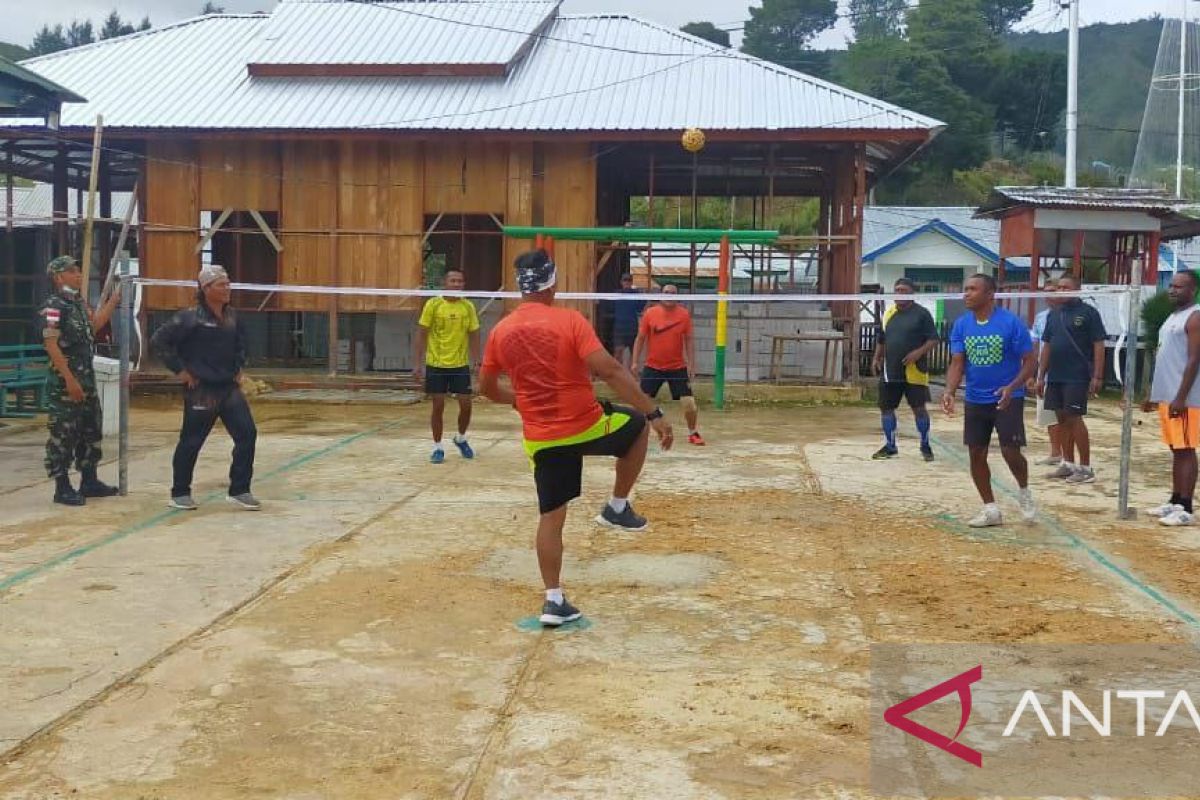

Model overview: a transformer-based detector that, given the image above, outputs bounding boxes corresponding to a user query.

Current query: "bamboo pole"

[80,116,104,302]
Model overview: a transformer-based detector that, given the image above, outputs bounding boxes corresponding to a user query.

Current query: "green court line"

[0,422,398,595]
[929,432,1200,629]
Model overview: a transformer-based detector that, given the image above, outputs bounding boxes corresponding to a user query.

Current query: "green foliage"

[628,197,820,236]
[1009,19,1163,175]
[742,0,838,66]
[986,48,1067,151]
[680,21,730,47]
[200,3,226,14]
[981,0,1034,36]
[29,25,68,56]
[1141,291,1176,353]
[66,21,95,48]
[849,0,908,41]
[100,11,141,39]
[422,251,447,289]
[30,11,151,55]
[0,41,30,61]
[906,0,997,94]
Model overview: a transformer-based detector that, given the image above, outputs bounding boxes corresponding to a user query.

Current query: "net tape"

[132,278,1135,304]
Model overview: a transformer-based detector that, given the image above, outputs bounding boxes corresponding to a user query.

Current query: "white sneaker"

[1037,455,1063,466]
[1160,508,1195,527]
[968,506,1004,528]
[1064,467,1096,485]
[1046,464,1075,479]
[1018,487,1037,522]
[1147,503,1182,518]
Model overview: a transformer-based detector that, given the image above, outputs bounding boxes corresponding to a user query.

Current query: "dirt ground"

[0,392,1196,799]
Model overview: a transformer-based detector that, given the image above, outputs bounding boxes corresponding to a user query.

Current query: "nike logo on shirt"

[652,322,683,335]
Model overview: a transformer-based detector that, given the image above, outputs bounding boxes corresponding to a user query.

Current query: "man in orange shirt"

[632,284,704,445]
[480,249,673,627]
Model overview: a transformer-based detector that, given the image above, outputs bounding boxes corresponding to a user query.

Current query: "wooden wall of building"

[139,137,598,312]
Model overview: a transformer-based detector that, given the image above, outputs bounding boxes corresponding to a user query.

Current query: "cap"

[46,255,78,275]
[515,249,556,294]
[198,264,229,288]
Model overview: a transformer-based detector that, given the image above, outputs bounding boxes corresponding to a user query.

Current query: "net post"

[714,235,730,410]
[1117,256,1143,520]
[118,251,131,496]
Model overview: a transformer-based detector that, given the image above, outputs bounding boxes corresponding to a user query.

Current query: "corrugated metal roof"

[252,0,559,67]
[10,3,942,134]
[977,186,1185,216]
[864,207,1002,257]
[1,183,137,228]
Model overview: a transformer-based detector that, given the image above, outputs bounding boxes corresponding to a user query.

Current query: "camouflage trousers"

[44,393,103,478]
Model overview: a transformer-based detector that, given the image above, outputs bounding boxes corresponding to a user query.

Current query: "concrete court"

[0,395,1197,799]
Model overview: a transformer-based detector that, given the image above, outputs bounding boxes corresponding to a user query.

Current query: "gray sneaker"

[539,597,583,627]
[227,492,262,511]
[1064,467,1096,485]
[1046,464,1075,480]
[595,503,647,531]
[169,494,198,511]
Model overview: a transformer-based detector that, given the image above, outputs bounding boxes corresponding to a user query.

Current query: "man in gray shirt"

[1142,270,1200,526]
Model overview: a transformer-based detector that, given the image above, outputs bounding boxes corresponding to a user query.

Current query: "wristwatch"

[646,406,664,422]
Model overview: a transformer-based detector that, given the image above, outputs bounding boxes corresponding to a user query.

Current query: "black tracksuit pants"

[171,384,257,497]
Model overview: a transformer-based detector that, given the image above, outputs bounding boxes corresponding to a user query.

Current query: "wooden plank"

[543,142,597,317]
[248,208,284,253]
[80,116,103,303]
[280,140,337,311]
[198,140,280,212]
[144,140,199,309]
[424,139,508,214]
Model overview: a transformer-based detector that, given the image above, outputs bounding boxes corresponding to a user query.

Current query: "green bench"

[0,344,51,418]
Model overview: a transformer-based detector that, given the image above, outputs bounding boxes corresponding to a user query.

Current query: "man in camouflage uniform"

[40,255,121,506]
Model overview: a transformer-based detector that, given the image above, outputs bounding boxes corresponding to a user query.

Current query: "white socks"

[546,587,564,604]
[608,497,628,513]
[432,440,443,452]
[454,433,468,444]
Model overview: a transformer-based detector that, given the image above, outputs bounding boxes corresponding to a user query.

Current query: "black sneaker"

[79,478,119,497]
[595,503,647,531]
[872,445,899,460]
[540,597,583,627]
[920,445,935,463]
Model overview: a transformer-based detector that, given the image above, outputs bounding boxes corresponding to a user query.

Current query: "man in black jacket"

[150,265,259,511]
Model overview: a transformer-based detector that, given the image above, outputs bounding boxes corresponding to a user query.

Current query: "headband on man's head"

[515,249,556,294]
[198,264,229,288]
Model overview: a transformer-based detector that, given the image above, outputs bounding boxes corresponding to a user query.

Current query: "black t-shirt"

[879,303,939,384]
[1042,300,1106,384]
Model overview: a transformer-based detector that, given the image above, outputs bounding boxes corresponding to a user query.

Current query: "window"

[200,210,281,309]
[422,214,503,291]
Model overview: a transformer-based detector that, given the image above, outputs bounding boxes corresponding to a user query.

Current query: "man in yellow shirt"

[414,269,481,463]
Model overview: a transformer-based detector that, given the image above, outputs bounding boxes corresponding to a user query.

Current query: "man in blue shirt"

[612,273,646,369]
[943,274,1039,527]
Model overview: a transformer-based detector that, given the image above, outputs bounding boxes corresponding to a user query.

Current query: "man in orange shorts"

[480,249,673,626]
[1142,270,1200,526]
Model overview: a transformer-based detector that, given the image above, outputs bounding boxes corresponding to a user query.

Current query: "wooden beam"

[80,116,104,302]
[247,208,284,253]
[100,179,138,304]
[194,207,234,254]
[53,145,68,254]
[4,145,13,278]
[593,247,615,278]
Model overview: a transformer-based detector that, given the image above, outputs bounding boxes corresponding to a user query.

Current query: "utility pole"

[1065,0,1080,188]
[1178,0,1189,198]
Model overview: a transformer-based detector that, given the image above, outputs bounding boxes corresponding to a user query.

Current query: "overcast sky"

[4,0,1188,51]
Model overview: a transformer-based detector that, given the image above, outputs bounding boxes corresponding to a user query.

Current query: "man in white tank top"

[1142,270,1200,526]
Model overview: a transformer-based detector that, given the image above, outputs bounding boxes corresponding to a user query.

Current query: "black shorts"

[1043,382,1089,416]
[425,365,471,396]
[530,404,647,514]
[964,398,1027,448]
[613,325,638,348]
[640,367,693,400]
[879,381,931,411]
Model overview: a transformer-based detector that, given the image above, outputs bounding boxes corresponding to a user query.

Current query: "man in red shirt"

[632,284,704,445]
[480,249,673,626]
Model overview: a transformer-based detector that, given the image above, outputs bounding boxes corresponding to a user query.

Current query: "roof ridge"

[20,14,265,66]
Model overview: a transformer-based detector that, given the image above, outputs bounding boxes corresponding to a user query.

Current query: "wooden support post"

[100,180,138,304]
[80,115,104,302]
[1147,231,1162,285]
[328,230,339,376]
[4,145,13,278]
[1073,230,1085,279]
[646,151,655,283]
[53,145,69,255]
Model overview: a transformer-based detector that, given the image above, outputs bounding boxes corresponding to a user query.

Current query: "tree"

[906,0,998,97]
[849,0,908,41]
[985,49,1067,151]
[29,25,67,56]
[66,20,95,48]
[742,0,838,66]
[100,11,138,39]
[138,17,152,31]
[200,2,226,13]
[838,37,991,176]
[680,21,731,48]
[981,0,1034,36]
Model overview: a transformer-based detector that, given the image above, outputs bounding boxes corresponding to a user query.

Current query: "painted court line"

[930,432,1200,629]
[0,422,399,595]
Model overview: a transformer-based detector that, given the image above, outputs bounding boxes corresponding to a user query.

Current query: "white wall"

[863,230,995,289]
